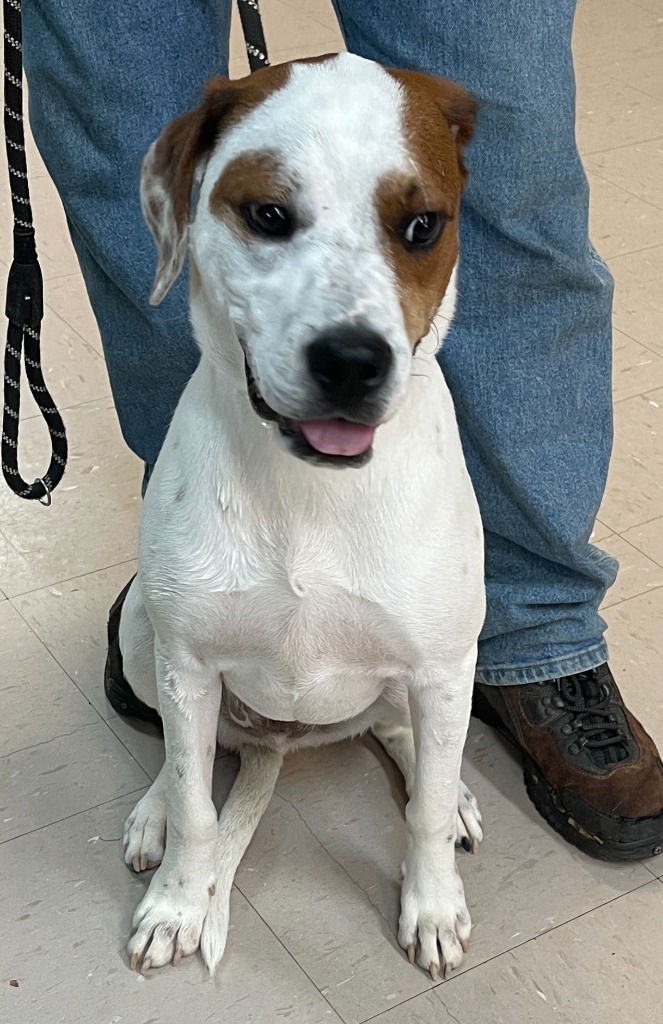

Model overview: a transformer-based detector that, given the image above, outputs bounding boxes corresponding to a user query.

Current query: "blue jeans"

[23,0,617,684]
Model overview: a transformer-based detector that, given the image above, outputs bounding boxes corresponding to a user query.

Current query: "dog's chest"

[175,513,420,725]
[204,574,417,724]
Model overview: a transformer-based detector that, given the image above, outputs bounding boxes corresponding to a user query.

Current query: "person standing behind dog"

[22,0,663,861]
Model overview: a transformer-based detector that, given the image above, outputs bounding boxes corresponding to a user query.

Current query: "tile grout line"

[588,163,663,218]
[582,133,663,159]
[603,237,663,263]
[612,532,663,571]
[0,785,148,848]
[7,555,135,600]
[2,718,103,762]
[612,324,663,369]
[233,788,424,1024]
[602,582,663,611]
[601,511,663,541]
[8,597,153,782]
[357,875,662,1024]
[232,875,347,1023]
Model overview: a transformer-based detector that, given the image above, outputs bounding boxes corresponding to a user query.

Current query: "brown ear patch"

[378,71,475,344]
[388,68,477,180]
[142,63,291,303]
[161,64,292,238]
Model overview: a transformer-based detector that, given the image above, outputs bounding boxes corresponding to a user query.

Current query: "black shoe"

[104,577,162,729]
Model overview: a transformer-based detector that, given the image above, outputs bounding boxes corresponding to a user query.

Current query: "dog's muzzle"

[242,324,394,468]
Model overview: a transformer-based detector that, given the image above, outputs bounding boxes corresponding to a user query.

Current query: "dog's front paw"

[123,790,167,873]
[398,863,471,980]
[127,864,214,972]
[456,780,483,854]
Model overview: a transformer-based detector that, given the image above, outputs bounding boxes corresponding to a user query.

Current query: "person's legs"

[334,0,616,681]
[23,0,231,468]
[334,0,663,860]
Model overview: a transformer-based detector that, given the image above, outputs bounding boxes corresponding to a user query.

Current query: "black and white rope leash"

[2,0,67,504]
[236,0,270,72]
[2,0,268,504]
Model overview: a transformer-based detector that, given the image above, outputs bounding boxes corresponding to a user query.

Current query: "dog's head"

[142,53,475,466]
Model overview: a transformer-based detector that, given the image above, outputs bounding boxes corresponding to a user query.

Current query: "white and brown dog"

[118,52,485,981]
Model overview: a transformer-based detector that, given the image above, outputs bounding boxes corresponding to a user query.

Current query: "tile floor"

[1,0,663,1021]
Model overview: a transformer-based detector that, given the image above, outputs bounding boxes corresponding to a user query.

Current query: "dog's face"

[142,54,475,466]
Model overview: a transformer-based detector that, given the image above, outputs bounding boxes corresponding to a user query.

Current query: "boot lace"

[552,669,630,767]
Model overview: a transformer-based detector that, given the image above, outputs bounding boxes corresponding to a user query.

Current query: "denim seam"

[476,640,608,686]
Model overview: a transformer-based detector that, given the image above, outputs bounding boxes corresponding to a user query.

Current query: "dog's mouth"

[243,357,375,467]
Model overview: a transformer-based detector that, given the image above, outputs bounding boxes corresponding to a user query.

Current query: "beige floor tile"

[588,170,663,258]
[368,991,449,1024]
[611,244,663,355]
[0,400,141,596]
[12,563,230,781]
[600,388,663,533]
[606,51,663,103]
[267,721,650,1020]
[278,0,342,35]
[612,329,663,402]
[235,788,431,1024]
[621,516,663,564]
[576,69,663,154]
[44,273,103,355]
[0,723,148,843]
[604,587,663,751]
[14,561,137,717]
[436,881,663,1024]
[590,518,612,543]
[0,602,100,758]
[18,305,109,419]
[600,533,663,606]
[262,0,344,61]
[0,794,342,1024]
[587,137,663,211]
[572,0,663,68]
[106,716,165,781]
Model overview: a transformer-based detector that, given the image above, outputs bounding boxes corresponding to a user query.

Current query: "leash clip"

[35,477,52,506]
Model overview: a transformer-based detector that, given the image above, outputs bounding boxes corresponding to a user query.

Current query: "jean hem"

[475,641,609,686]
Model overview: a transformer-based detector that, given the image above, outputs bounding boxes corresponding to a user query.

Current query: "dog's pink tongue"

[298,419,376,456]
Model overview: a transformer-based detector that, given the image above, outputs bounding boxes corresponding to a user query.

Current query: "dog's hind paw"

[456,779,483,854]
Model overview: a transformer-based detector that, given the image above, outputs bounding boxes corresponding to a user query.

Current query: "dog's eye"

[242,203,294,239]
[399,212,445,251]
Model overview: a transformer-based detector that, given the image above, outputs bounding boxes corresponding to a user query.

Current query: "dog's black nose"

[306,325,393,407]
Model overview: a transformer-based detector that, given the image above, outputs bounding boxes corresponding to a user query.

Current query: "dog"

[117,52,485,981]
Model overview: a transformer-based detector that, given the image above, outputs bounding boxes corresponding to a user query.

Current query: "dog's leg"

[372,704,483,852]
[127,642,221,972]
[123,767,167,873]
[201,745,283,974]
[398,651,476,980]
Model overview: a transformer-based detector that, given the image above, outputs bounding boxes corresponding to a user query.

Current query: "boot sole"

[472,688,663,863]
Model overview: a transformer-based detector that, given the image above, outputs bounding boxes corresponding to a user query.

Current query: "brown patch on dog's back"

[378,70,477,343]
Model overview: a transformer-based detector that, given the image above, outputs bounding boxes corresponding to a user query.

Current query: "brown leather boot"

[473,664,663,861]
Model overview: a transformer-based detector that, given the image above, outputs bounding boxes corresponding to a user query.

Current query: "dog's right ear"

[140,76,237,305]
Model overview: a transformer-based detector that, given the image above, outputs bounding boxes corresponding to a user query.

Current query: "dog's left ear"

[141,76,237,305]
[434,79,477,150]
[389,69,477,182]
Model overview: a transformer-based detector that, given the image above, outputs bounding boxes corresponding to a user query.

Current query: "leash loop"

[2,0,68,502]
[1,0,269,502]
